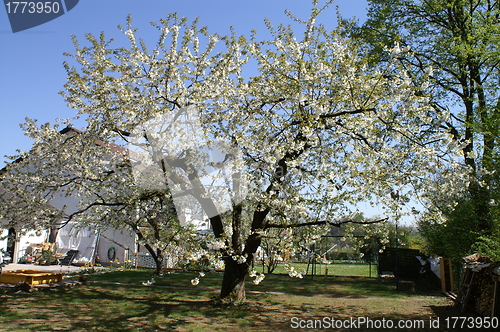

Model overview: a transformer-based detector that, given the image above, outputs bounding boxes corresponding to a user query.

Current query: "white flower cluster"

[213,259,225,270]
[288,268,303,279]
[232,255,247,264]
[249,269,266,285]
[186,250,205,262]
[190,271,206,286]
[284,264,304,279]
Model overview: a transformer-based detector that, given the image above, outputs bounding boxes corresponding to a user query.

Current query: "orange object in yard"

[0,270,63,285]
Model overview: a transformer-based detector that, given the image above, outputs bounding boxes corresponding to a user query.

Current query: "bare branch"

[265,217,389,229]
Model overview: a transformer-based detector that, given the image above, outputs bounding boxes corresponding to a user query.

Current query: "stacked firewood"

[462,254,499,317]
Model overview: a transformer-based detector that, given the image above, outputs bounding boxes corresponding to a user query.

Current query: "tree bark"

[219,214,265,302]
[219,202,249,302]
[219,257,249,302]
[133,226,164,275]
[153,248,164,275]
[142,243,163,275]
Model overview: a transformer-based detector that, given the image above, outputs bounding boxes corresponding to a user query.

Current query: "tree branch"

[290,107,376,126]
[265,217,388,229]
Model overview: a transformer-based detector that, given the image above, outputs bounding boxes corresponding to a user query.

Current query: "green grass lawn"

[268,261,376,277]
[0,269,474,331]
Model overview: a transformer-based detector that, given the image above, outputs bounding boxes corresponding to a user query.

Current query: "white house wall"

[0,226,7,255]
[0,220,48,263]
[95,227,136,265]
[2,127,212,267]
[16,229,49,263]
[48,190,82,215]
[54,222,137,266]
[55,222,98,265]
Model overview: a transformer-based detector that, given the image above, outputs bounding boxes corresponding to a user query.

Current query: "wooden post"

[440,258,454,292]
[493,275,499,318]
[456,269,475,312]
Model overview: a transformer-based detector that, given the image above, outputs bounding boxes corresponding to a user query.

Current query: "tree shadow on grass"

[1,284,214,331]
[61,285,216,331]
[0,276,464,332]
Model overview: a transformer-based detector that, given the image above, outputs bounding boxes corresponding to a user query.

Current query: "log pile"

[460,254,499,317]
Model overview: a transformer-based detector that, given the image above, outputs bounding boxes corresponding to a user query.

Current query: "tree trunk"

[153,248,164,275]
[133,226,164,275]
[141,243,164,275]
[219,231,264,302]
[219,257,249,302]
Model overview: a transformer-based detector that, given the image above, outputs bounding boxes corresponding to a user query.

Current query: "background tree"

[349,0,500,261]
[0,122,202,275]
[259,228,293,274]
[258,227,320,274]
[1,1,463,302]
[345,220,423,262]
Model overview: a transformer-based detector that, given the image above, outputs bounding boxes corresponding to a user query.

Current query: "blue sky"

[0,0,367,165]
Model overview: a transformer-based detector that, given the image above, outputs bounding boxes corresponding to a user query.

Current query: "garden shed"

[378,247,423,280]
